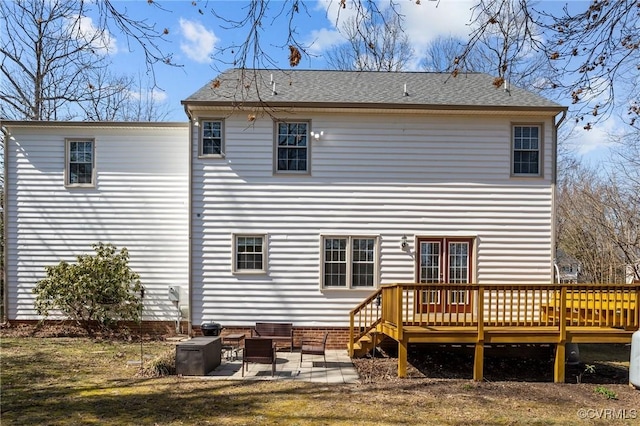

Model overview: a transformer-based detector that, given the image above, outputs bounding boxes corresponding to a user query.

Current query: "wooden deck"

[349,283,640,382]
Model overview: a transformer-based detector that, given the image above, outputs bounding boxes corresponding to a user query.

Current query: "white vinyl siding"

[5,124,189,321]
[190,111,556,327]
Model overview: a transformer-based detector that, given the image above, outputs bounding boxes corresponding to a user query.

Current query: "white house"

[2,69,567,341]
[2,122,190,328]
[181,69,566,334]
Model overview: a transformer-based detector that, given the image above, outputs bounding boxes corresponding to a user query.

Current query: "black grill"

[201,321,222,336]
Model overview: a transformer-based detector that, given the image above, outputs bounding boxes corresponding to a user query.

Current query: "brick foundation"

[3,320,187,337]
[4,320,351,349]
[200,326,351,349]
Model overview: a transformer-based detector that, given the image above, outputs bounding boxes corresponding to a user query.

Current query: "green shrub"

[594,385,618,400]
[33,243,142,333]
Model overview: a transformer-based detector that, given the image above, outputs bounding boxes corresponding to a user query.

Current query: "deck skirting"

[391,323,635,382]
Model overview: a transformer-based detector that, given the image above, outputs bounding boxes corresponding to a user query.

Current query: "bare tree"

[0,0,172,121]
[611,129,640,191]
[557,162,640,284]
[204,0,406,70]
[80,73,172,122]
[422,36,473,73]
[609,129,640,281]
[462,0,639,129]
[324,9,413,71]
[200,0,637,129]
[1,0,99,119]
[115,83,172,122]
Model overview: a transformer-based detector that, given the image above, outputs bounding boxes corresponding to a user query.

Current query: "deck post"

[554,342,566,383]
[473,343,484,381]
[398,337,408,378]
[474,285,485,381]
[348,311,355,357]
[554,286,568,383]
[396,284,407,378]
[395,284,403,341]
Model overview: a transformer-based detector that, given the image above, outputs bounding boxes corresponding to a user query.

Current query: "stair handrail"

[348,287,384,356]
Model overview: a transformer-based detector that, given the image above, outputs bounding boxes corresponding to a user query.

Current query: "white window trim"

[273,119,311,175]
[320,235,380,289]
[198,118,225,158]
[64,138,96,188]
[232,233,268,274]
[511,123,543,178]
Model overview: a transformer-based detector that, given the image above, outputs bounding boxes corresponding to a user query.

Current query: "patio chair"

[300,333,328,366]
[242,338,276,377]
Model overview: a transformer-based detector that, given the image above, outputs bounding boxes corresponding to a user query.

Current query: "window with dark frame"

[67,140,94,186]
[512,125,540,175]
[323,236,377,288]
[201,120,223,156]
[276,121,308,172]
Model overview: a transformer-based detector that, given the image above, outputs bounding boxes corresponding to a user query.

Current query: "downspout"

[183,105,194,336]
[551,110,567,282]
[554,262,561,284]
[1,124,9,323]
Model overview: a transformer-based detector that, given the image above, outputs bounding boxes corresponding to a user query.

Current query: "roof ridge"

[183,68,565,111]
[227,68,489,75]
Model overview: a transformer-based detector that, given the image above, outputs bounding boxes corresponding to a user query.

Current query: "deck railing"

[348,288,383,347]
[349,283,640,355]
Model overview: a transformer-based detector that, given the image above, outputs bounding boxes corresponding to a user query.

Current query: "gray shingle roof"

[182,69,564,111]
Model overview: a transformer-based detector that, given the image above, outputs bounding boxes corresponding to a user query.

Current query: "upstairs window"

[275,121,309,173]
[512,125,541,176]
[66,139,94,187]
[322,236,378,288]
[200,119,224,157]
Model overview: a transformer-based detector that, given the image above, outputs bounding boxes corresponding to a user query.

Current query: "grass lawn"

[1,334,640,425]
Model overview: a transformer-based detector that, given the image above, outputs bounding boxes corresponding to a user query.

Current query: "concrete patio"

[203,349,360,383]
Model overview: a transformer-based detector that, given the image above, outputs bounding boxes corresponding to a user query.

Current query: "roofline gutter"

[0,121,189,128]
[181,100,567,114]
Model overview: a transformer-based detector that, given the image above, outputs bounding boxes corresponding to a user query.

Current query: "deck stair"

[352,327,387,357]
[348,283,640,382]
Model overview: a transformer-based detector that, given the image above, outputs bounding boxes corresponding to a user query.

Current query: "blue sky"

[96,1,618,163]
[105,0,480,118]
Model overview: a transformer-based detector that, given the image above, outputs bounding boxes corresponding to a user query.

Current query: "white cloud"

[129,89,168,103]
[307,27,347,55]
[315,0,360,24]
[69,15,118,55]
[565,118,620,155]
[309,0,474,70]
[398,0,474,70]
[150,89,168,103]
[179,18,218,64]
[306,0,359,54]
